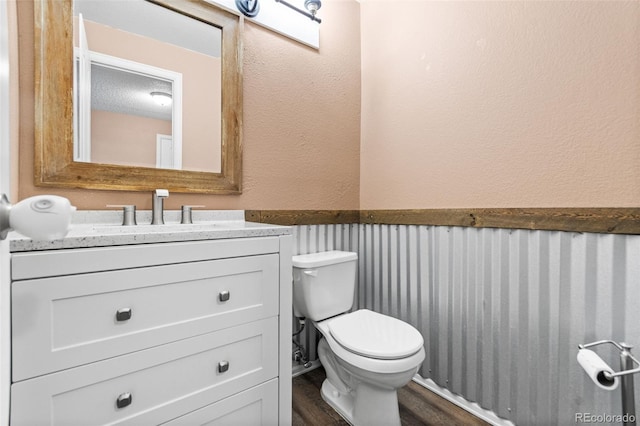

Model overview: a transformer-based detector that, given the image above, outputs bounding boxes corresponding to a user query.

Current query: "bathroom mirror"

[34,0,243,194]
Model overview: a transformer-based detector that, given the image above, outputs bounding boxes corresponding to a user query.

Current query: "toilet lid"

[328,310,424,360]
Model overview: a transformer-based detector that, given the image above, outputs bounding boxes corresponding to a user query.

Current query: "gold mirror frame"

[34,0,243,194]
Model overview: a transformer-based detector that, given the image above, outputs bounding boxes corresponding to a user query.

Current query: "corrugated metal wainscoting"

[291,224,640,425]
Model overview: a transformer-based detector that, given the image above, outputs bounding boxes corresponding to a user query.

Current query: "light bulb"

[304,0,321,15]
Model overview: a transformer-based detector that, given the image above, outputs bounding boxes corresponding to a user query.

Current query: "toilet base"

[321,378,402,426]
[321,379,355,425]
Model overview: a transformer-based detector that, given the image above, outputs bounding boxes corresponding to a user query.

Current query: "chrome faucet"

[151,189,169,225]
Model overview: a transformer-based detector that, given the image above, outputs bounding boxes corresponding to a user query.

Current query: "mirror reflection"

[73,0,222,172]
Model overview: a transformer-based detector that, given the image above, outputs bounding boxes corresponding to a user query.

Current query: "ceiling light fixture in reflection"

[150,91,172,107]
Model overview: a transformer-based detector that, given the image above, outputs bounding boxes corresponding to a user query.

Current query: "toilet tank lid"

[292,251,357,268]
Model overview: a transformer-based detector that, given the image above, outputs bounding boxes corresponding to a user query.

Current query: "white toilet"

[292,251,425,426]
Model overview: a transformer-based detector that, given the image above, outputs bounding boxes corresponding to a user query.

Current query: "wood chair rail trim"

[245,208,640,234]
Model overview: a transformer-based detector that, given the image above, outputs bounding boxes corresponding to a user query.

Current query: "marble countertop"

[9,210,291,252]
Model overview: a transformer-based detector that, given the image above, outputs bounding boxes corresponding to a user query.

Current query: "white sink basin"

[92,223,220,234]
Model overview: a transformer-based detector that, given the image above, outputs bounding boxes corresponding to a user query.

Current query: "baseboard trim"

[412,375,515,426]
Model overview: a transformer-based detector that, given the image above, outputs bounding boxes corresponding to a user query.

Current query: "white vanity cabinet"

[9,233,292,425]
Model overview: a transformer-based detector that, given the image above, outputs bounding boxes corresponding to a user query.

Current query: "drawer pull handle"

[116,392,133,409]
[218,290,230,302]
[115,308,132,322]
[218,360,230,373]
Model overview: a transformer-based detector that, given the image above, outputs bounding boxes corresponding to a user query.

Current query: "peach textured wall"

[360,1,640,208]
[14,0,361,210]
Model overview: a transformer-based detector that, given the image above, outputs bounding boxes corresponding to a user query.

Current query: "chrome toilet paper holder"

[579,340,640,426]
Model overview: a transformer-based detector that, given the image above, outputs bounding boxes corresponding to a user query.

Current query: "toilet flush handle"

[303,270,318,277]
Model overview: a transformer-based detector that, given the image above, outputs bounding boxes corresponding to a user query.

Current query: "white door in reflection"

[156,134,180,170]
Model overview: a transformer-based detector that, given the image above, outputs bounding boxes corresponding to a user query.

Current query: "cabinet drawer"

[11,318,278,426]
[12,254,279,381]
[162,379,279,426]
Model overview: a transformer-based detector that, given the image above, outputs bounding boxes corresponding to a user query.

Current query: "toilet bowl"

[314,309,425,425]
[292,251,425,426]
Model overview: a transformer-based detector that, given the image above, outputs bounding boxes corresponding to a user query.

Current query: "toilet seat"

[328,309,424,360]
[315,310,426,374]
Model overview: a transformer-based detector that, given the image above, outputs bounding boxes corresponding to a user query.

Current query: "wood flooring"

[292,367,490,426]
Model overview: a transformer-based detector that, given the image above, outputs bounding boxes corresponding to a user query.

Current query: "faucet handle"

[154,189,169,198]
[107,205,137,226]
[181,205,205,224]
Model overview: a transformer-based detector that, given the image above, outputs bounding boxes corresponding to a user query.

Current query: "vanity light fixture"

[150,91,172,107]
[304,0,321,17]
[275,0,322,23]
[235,0,260,17]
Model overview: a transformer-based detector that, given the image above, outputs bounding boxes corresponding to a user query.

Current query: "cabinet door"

[162,380,279,426]
[11,318,278,426]
[13,254,278,381]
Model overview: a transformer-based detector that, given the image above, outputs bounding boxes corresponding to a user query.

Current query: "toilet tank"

[292,251,358,321]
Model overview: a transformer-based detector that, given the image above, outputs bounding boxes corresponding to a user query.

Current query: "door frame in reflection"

[74,49,183,169]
